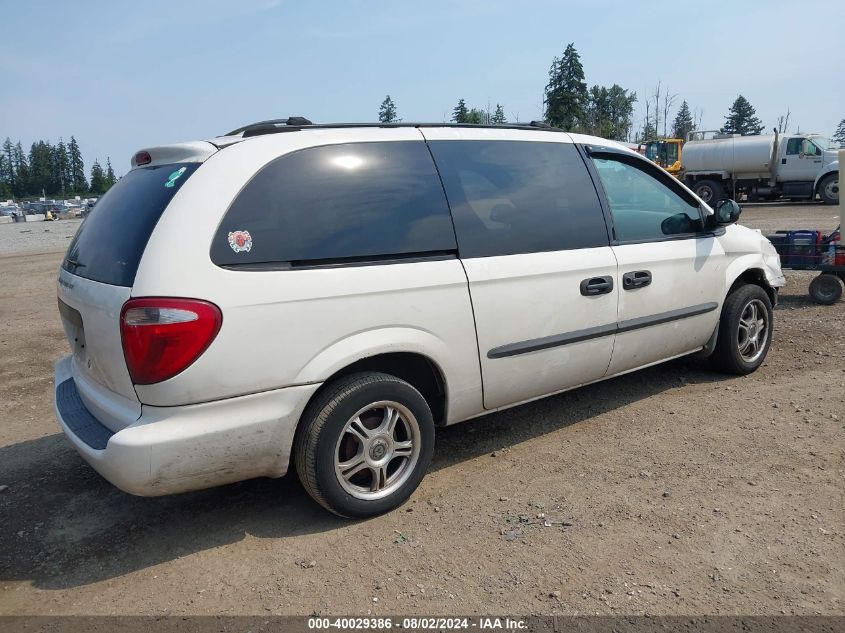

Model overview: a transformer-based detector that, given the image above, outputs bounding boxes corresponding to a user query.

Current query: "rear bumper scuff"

[54,355,320,496]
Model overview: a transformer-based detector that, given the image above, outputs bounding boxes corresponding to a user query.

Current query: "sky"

[1,0,842,177]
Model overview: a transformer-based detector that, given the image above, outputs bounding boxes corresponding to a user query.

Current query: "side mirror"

[661,212,696,235]
[711,199,741,226]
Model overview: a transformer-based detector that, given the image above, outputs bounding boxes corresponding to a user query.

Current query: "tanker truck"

[681,129,839,205]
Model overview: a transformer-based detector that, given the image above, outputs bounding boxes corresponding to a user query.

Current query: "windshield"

[644,141,678,167]
[665,142,679,164]
[809,136,831,150]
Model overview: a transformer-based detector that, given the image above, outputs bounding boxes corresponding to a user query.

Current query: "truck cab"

[779,135,836,186]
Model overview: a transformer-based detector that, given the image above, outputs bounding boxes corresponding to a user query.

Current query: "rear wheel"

[294,372,435,518]
[710,284,773,375]
[817,173,839,205]
[693,179,726,205]
[808,273,843,305]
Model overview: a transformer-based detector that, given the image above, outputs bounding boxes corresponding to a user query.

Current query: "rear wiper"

[65,257,86,268]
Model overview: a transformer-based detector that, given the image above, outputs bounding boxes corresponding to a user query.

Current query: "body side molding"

[487,302,719,359]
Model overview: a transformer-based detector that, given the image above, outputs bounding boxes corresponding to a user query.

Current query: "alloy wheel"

[333,401,422,501]
[737,298,769,363]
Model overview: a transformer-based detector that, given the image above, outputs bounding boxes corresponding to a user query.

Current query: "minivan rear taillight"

[120,298,222,385]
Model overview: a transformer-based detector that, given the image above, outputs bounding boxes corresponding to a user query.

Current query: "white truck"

[682,129,839,205]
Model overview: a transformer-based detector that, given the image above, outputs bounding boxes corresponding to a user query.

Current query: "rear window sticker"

[164,167,187,188]
[228,230,253,253]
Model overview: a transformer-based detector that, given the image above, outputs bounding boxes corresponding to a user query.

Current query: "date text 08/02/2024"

[307,617,528,630]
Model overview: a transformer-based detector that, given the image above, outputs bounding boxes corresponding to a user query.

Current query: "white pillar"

[839,149,844,229]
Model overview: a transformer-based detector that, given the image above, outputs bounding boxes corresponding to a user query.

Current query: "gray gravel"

[0,219,83,256]
[739,201,840,235]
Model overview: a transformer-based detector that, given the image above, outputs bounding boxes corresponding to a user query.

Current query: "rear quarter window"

[211,141,456,267]
[62,163,198,286]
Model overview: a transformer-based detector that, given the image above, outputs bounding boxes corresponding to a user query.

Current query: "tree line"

[377,44,639,141]
[0,136,117,200]
[377,43,845,146]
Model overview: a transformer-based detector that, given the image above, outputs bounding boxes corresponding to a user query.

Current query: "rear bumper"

[53,355,320,496]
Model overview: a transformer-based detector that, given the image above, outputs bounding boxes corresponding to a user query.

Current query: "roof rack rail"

[222,120,565,139]
[225,117,314,137]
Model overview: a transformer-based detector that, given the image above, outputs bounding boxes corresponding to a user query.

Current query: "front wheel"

[817,173,839,205]
[294,372,435,518]
[710,284,774,375]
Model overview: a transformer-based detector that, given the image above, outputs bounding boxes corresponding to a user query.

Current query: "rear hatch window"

[63,162,199,286]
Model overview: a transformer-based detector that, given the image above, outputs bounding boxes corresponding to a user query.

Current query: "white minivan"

[54,119,785,517]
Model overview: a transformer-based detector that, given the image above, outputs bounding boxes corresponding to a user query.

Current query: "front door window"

[591,156,703,242]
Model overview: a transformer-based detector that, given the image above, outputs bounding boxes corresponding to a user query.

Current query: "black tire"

[817,173,839,205]
[693,179,726,205]
[710,284,774,375]
[294,372,435,518]
[808,273,843,305]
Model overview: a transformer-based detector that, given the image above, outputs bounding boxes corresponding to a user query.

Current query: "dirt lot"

[0,204,842,616]
[0,218,83,255]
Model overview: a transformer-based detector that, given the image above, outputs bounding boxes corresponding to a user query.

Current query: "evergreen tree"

[833,118,845,148]
[584,84,636,140]
[29,141,64,196]
[585,85,611,137]
[12,142,29,197]
[672,100,694,140]
[544,43,588,131]
[2,138,15,194]
[638,119,657,144]
[378,95,398,123]
[30,142,43,196]
[0,156,10,198]
[89,159,106,194]
[466,108,485,124]
[721,95,765,135]
[68,136,87,194]
[452,98,469,123]
[492,103,506,124]
[55,138,70,195]
[606,84,637,141]
[105,158,117,189]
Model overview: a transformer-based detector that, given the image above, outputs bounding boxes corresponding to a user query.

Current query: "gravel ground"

[0,219,83,256]
[0,203,842,616]
[738,202,841,235]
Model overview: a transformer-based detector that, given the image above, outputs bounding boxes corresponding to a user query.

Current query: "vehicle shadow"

[0,359,730,590]
[775,288,833,310]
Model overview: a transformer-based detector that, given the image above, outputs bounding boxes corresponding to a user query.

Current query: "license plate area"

[58,298,87,364]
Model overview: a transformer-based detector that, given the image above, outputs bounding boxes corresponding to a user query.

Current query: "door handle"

[580,275,614,296]
[622,270,652,290]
